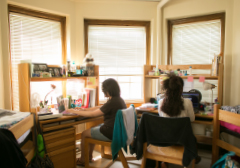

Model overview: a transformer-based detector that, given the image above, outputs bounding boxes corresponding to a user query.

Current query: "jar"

[76,65,81,75]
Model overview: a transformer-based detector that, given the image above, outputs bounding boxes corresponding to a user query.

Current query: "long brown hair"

[160,73,184,116]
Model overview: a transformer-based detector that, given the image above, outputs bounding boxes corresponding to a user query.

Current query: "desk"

[136,108,213,145]
[39,115,104,168]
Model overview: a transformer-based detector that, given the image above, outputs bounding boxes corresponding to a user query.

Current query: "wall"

[162,0,234,105]
[74,0,158,65]
[231,0,240,106]
[0,0,9,109]
[0,1,6,109]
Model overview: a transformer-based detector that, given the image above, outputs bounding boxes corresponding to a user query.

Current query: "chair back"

[111,104,138,160]
[136,113,197,167]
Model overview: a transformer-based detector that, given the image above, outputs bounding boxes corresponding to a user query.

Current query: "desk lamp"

[203,82,216,112]
[44,84,56,105]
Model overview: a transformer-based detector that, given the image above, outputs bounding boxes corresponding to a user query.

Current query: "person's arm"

[67,108,104,117]
[74,106,101,111]
[186,99,195,122]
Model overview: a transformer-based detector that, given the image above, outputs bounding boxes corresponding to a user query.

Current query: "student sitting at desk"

[67,78,126,166]
[158,73,200,168]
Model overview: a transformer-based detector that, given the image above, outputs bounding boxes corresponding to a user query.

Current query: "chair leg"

[140,143,147,168]
[85,138,90,168]
[191,159,195,168]
[118,149,129,168]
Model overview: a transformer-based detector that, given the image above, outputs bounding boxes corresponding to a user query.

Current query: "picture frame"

[48,67,55,77]
[32,63,48,74]
[52,67,62,77]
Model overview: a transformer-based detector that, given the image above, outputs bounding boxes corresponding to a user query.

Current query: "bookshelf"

[18,63,99,112]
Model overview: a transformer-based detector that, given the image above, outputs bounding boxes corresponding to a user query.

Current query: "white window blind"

[88,26,146,101]
[172,20,221,103]
[9,12,62,110]
[172,20,221,65]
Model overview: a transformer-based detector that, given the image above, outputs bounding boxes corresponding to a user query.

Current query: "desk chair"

[136,113,197,168]
[141,143,195,168]
[85,105,138,168]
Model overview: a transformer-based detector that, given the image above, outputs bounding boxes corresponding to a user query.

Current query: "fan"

[189,89,202,103]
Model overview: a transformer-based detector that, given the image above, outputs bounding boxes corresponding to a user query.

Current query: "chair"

[136,113,197,168]
[141,143,195,168]
[84,105,138,168]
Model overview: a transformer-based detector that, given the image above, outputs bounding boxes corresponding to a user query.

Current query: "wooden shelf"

[21,140,35,164]
[30,76,97,82]
[145,75,218,80]
[195,113,213,119]
[195,135,212,145]
[192,120,213,125]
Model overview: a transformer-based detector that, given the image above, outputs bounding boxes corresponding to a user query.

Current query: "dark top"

[131,113,197,167]
[100,97,126,140]
[0,129,27,168]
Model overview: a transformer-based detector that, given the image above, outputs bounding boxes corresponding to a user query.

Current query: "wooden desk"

[39,115,103,168]
[136,108,213,145]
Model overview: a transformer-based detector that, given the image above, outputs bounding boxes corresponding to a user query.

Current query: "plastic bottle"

[189,66,192,76]
[71,61,76,73]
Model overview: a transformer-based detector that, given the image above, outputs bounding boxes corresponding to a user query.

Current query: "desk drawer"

[43,127,75,152]
[48,145,76,168]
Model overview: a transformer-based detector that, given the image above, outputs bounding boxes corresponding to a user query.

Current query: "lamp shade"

[203,82,216,90]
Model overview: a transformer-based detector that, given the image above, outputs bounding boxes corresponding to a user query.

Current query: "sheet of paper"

[183,79,194,92]
[187,76,194,82]
[87,77,96,86]
[199,76,205,82]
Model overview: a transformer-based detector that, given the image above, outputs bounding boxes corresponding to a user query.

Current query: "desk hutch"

[138,63,223,145]
[18,63,102,168]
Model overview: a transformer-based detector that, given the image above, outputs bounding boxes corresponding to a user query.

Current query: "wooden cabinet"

[141,63,224,145]
[18,63,99,112]
[44,127,76,168]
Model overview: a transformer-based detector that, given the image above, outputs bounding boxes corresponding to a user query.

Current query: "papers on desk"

[137,103,158,111]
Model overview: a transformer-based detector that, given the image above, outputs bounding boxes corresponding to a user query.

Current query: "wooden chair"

[140,143,195,168]
[84,105,137,168]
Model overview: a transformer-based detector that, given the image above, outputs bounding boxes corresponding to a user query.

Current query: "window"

[9,5,66,110]
[168,13,225,102]
[85,20,150,102]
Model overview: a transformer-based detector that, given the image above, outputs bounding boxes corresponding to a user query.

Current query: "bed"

[0,109,35,165]
[212,104,240,165]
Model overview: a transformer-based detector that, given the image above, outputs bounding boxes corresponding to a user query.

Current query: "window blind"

[9,12,62,110]
[172,20,221,65]
[88,26,146,101]
[172,20,221,103]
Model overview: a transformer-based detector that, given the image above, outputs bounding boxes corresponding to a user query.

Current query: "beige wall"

[162,0,234,105]
[231,0,240,106]
[0,0,9,109]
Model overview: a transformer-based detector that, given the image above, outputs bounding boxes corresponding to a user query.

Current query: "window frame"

[8,4,66,110]
[167,13,225,65]
[84,19,151,65]
[84,19,150,103]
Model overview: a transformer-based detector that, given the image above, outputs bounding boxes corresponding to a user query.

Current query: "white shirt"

[158,98,195,122]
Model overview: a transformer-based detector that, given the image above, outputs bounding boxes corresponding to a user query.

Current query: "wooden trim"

[84,19,151,65]
[8,4,65,22]
[8,4,67,110]
[167,13,225,65]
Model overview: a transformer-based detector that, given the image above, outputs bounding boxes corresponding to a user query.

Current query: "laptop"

[182,92,200,113]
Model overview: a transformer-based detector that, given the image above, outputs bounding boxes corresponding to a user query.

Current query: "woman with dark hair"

[67,78,126,166]
[158,73,195,121]
[158,73,199,168]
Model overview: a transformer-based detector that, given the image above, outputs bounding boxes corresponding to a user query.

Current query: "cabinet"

[140,63,223,145]
[18,63,99,112]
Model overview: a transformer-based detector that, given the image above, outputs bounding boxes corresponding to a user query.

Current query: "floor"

[76,146,212,168]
